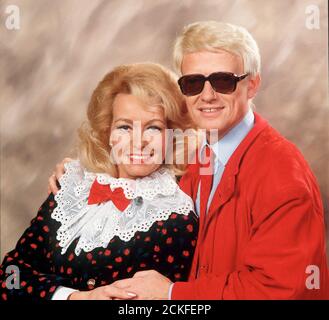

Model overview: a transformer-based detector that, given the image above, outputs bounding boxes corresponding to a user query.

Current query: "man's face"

[181,50,260,139]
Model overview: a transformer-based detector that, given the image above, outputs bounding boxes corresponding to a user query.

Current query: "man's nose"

[200,80,217,102]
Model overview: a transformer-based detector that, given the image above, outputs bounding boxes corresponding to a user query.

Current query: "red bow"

[88,180,131,211]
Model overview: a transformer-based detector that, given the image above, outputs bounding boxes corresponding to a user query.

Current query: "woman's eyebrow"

[113,118,166,125]
[113,118,133,124]
[145,119,166,125]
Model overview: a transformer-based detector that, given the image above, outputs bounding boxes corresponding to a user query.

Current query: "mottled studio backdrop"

[0,0,328,259]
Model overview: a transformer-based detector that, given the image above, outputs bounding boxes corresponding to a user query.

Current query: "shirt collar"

[199,108,255,169]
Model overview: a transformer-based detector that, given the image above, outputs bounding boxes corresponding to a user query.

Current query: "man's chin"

[196,121,225,132]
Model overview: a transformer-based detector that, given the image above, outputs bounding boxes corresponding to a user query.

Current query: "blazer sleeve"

[0,194,73,301]
[171,185,329,299]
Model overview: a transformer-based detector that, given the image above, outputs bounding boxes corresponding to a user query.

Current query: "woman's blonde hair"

[78,62,193,177]
[173,21,261,76]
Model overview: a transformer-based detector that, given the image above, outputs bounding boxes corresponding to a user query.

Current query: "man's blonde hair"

[173,21,261,76]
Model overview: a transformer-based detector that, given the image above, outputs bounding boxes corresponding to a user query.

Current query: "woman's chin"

[118,163,162,179]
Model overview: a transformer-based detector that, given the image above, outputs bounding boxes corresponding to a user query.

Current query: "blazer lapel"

[202,112,269,232]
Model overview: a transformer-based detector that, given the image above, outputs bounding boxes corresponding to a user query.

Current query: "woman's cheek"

[110,131,131,164]
[153,132,166,164]
[162,132,168,160]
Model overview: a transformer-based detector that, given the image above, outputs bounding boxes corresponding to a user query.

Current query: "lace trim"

[51,161,194,255]
[96,168,178,200]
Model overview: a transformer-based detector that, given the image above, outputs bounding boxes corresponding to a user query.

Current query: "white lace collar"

[51,161,194,255]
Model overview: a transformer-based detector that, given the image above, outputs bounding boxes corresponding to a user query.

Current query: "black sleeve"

[0,194,73,301]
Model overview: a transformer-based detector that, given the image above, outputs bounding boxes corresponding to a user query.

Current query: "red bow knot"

[88,180,131,211]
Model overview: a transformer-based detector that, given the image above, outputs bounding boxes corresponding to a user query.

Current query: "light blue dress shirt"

[195,108,255,216]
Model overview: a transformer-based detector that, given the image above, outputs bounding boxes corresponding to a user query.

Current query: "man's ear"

[247,73,261,99]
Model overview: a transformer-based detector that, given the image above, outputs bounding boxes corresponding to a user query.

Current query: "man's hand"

[68,285,137,300]
[112,270,173,300]
[47,157,73,195]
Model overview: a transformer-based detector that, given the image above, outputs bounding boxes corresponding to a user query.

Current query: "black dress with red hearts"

[0,194,197,301]
[0,164,198,301]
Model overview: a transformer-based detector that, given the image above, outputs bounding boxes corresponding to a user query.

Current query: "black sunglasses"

[178,71,249,96]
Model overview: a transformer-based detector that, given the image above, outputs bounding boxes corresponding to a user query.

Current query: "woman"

[0,63,198,300]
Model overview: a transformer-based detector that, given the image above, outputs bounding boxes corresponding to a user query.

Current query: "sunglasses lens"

[179,75,205,96]
[210,73,236,94]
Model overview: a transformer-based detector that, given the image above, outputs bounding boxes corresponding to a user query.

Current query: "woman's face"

[109,93,167,179]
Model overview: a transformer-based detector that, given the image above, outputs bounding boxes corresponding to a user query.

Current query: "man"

[49,21,329,299]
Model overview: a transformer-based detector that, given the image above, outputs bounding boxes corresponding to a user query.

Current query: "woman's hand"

[68,285,137,300]
[47,157,73,195]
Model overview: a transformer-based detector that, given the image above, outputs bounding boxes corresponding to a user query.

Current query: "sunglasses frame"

[178,71,249,96]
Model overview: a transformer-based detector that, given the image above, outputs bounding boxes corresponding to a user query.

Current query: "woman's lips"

[127,153,155,164]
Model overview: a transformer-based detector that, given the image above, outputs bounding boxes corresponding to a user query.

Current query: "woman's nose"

[131,127,148,150]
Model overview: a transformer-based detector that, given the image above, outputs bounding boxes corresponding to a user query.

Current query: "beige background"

[0,0,328,260]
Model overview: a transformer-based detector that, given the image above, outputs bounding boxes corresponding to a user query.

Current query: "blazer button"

[200,265,209,273]
[87,278,96,290]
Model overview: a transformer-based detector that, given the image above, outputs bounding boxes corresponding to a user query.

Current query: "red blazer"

[173,113,329,299]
